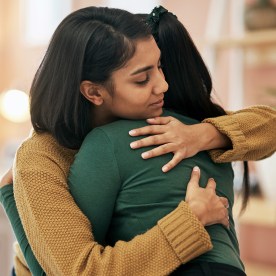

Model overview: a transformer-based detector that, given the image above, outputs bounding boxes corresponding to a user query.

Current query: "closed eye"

[135,75,150,86]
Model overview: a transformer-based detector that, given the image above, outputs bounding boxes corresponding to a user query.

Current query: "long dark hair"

[30,7,151,149]
[147,10,250,210]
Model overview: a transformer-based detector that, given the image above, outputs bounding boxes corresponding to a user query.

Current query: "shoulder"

[19,131,58,150]
[85,119,148,142]
[16,131,76,171]
[99,119,147,133]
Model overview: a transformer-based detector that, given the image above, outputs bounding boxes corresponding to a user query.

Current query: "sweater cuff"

[157,201,212,264]
[203,116,249,162]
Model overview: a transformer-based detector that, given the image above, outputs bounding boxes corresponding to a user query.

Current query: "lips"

[150,98,164,108]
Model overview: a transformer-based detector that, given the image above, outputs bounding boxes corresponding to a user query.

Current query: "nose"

[153,69,169,95]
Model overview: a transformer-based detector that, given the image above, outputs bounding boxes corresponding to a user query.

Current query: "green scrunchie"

[147,6,177,42]
[146,6,168,41]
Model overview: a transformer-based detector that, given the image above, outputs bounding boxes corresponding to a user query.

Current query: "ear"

[80,81,104,106]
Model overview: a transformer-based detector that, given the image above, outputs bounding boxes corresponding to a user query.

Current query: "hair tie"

[146,6,176,42]
[146,6,168,41]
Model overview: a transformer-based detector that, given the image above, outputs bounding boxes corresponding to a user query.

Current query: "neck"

[91,106,116,128]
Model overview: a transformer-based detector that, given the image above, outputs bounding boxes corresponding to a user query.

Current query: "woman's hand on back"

[129,116,231,172]
[185,166,229,228]
[0,167,13,188]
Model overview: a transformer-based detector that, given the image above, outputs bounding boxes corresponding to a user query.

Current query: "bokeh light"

[0,90,30,123]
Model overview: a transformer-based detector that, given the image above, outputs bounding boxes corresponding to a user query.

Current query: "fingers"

[223,209,230,229]
[187,166,201,189]
[221,215,230,229]
[129,125,165,137]
[214,199,230,229]
[220,197,229,209]
[162,152,184,173]
[130,134,166,149]
[206,178,216,190]
[146,116,172,125]
[140,143,173,159]
[205,201,230,229]
[129,116,173,137]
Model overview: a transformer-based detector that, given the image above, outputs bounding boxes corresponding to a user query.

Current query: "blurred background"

[0,0,275,275]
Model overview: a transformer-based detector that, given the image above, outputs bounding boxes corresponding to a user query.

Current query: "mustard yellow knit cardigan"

[14,105,275,275]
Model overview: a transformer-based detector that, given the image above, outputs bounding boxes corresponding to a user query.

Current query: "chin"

[147,109,163,119]
[154,108,164,117]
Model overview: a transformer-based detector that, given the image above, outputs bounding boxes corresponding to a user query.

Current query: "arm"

[203,105,276,162]
[0,168,44,275]
[2,135,229,275]
[13,134,213,276]
[0,185,45,276]
[129,105,276,170]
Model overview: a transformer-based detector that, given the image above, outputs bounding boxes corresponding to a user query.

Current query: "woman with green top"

[67,7,246,275]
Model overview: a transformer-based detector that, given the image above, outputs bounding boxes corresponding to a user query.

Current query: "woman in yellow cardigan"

[0,5,275,276]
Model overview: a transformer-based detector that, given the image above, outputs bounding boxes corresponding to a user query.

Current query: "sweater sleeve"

[0,185,45,276]
[14,134,212,276]
[203,105,276,162]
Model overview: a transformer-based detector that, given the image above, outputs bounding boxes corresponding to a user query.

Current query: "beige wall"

[161,0,211,44]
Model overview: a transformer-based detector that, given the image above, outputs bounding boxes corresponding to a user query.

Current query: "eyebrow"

[130,66,154,76]
[130,53,162,76]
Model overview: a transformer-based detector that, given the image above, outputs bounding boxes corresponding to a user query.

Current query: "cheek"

[118,90,150,107]
[131,95,150,109]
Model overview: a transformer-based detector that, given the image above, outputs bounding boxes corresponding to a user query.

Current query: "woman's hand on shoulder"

[129,116,202,172]
[0,167,13,188]
[129,116,230,172]
[185,166,229,228]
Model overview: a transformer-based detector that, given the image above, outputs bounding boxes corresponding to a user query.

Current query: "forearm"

[16,177,212,275]
[198,123,232,151]
[203,105,276,162]
[0,185,45,276]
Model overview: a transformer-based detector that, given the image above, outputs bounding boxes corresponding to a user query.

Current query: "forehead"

[133,37,160,60]
[122,37,161,71]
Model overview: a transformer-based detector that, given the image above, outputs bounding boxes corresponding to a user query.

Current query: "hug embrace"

[0,5,275,276]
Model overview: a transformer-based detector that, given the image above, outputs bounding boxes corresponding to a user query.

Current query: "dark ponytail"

[146,8,250,210]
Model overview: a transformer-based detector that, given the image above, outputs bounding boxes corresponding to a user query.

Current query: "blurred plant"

[245,0,276,7]
[244,0,276,30]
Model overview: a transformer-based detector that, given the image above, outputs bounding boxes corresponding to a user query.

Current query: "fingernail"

[129,130,136,135]
[209,178,215,182]
[162,166,168,172]
[193,166,200,172]
[141,152,149,159]
[147,118,155,121]
[130,142,137,149]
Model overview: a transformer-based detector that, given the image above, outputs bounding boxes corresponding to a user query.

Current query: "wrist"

[200,123,231,151]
